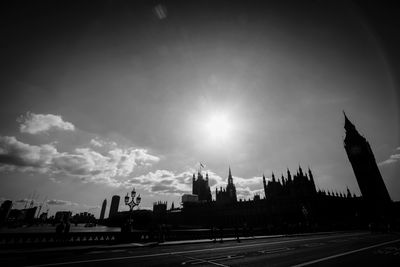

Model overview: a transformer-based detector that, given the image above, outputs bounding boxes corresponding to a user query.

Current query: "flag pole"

[199,162,205,173]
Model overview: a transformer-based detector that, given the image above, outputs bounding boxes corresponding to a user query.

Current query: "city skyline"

[0,1,399,217]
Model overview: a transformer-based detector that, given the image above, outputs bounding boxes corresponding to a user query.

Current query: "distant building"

[72,212,96,224]
[100,199,107,220]
[8,207,38,225]
[216,167,237,204]
[192,172,212,202]
[39,212,48,221]
[343,112,392,216]
[109,195,120,218]
[182,194,198,203]
[153,201,167,216]
[54,211,72,222]
[0,200,13,225]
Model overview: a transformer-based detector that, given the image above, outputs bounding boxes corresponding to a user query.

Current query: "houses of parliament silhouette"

[103,113,396,231]
[171,113,394,230]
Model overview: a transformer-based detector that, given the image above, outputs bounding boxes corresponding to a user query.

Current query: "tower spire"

[262,173,267,199]
[228,166,233,184]
[287,168,292,182]
[343,110,356,133]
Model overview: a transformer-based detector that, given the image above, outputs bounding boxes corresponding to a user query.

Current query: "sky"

[0,1,399,217]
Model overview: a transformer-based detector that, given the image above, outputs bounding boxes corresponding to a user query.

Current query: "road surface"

[1,232,399,266]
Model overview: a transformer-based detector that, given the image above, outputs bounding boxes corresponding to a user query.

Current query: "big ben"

[343,112,392,208]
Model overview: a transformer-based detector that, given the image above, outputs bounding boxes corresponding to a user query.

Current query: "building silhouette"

[263,167,316,200]
[72,212,96,224]
[192,171,212,202]
[153,201,167,214]
[216,167,237,204]
[110,112,399,232]
[54,211,71,222]
[180,165,361,231]
[0,200,13,225]
[109,195,120,218]
[343,112,392,208]
[152,201,168,224]
[100,199,107,220]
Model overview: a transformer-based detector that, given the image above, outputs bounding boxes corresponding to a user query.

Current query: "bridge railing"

[0,232,122,248]
[0,228,263,248]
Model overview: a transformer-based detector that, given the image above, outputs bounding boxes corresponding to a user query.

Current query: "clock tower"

[343,112,391,208]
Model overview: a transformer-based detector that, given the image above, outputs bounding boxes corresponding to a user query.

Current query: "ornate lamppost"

[125,188,141,211]
[124,188,141,232]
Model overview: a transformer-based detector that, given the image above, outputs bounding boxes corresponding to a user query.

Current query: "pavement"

[1,231,400,266]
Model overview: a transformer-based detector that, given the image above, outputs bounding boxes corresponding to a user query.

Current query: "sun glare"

[204,113,232,142]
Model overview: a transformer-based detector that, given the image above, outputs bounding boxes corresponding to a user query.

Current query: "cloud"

[51,147,160,184]
[124,170,193,196]
[49,177,61,183]
[238,188,265,200]
[379,151,400,166]
[211,172,263,199]
[123,169,264,200]
[11,198,49,208]
[233,176,262,190]
[47,199,78,206]
[52,152,94,176]
[0,135,160,186]
[81,204,100,210]
[17,112,75,134]
[90,139,103,147]
[0,136,57,171]
[15,198,38,204]
[206,170,263,196]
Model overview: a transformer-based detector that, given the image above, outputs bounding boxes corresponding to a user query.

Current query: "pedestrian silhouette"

[64,221,70,234]
[56,222,64,241]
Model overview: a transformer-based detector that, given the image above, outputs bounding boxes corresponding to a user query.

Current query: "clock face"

[350,145,362,155]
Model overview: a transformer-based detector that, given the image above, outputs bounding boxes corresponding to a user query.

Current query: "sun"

[204,112,232,142]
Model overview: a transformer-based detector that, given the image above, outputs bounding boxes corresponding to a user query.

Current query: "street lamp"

[125,188,141,211]
[123,188,141,233]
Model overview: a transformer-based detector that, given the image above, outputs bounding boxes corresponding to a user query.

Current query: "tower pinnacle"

[228,166,233,183]
[343,111,356,133]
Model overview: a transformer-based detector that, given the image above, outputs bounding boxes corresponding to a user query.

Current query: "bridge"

[0,228,261,248]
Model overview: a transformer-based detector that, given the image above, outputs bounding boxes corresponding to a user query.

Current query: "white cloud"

[233,176,263,191]
[123,168,264,200]
[0,135,160,186]
[47,199,79,206]
[0,136,57,172]
[206,170,263,198]
[51,147,159,184]
[17,112,75,134]
[49,177,61,183]
[225,175,264,199]
[15,198,39,205]
[52,152,94,177]
[124,170,192,196]
[90,139,103,147]
[379,150,400,166]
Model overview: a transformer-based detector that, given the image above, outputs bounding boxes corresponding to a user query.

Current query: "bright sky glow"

[204,112,233,143]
